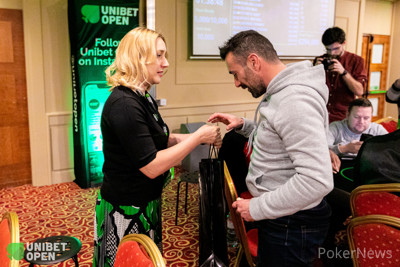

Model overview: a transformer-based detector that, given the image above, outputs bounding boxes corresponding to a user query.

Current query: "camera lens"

[322,58,333,70]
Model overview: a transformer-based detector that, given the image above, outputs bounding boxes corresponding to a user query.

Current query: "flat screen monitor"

[191,0,336,59]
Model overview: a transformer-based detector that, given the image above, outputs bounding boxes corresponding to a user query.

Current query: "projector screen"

[191,0,336,59]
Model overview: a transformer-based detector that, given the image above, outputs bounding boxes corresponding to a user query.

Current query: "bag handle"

[208,145,218,159]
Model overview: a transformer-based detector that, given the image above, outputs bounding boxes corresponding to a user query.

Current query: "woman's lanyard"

[144,92,168,136]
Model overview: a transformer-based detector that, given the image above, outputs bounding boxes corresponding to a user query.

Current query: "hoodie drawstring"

[245,97,266,157]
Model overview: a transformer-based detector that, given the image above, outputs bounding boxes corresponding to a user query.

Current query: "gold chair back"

[223,161,256,267]
[119,234,166,267]
[347,214,400,267]
[1,211,20,267]
[350,183,400,217]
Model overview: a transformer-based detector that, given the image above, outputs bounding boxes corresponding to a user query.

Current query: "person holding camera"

[314,27,367,123]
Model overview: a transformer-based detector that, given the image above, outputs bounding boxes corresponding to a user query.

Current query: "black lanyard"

[143,92,168,136]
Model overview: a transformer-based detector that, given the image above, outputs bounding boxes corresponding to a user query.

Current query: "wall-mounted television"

[191,0,336,59]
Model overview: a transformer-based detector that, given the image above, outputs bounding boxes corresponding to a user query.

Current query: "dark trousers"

[256,199,331,267]
[322,188,353,267]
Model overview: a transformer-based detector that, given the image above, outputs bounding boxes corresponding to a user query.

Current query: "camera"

[321,54,334,70]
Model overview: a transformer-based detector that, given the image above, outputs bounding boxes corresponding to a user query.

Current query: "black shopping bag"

[198,146,228,267]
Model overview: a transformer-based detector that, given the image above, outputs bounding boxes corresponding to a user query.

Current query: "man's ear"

[247,53,260,71]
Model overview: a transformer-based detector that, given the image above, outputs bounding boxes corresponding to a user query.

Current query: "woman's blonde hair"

[105,27,166,91]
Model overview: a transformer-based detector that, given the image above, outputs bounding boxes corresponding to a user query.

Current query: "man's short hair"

[322,27,346,46]
[219,30,280,65]
[348,98,373,114]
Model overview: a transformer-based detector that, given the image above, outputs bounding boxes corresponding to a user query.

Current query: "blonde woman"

[93,27,221,266]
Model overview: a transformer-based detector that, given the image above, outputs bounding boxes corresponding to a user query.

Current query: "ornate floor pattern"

[0,182,97,266]
[0,171,238,266]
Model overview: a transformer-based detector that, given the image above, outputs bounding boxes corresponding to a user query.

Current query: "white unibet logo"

[25,242,68,261]
[81,5,139,25]
[100,6,139,25]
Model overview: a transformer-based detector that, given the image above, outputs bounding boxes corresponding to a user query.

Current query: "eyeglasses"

[325,44,343,53]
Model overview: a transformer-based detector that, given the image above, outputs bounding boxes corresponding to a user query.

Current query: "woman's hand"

[208,113,244,131]
[194,125,222,148]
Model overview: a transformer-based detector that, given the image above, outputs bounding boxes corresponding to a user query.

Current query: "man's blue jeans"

[256,199,331,267]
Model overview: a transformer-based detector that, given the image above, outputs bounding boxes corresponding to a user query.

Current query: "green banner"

[68,0,140,188]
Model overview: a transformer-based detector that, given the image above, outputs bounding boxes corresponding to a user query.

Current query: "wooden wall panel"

[0,8,31,188]
[0,21,14,62]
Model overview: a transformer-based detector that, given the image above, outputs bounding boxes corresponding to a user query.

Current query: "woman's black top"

[100,86,169,206]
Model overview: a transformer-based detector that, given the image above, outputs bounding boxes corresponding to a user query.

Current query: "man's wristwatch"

[340,69,348,76]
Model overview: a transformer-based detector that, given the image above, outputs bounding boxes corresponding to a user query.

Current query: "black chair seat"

[24,235,82,266]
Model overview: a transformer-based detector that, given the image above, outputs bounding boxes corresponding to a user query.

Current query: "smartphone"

[82,81,111,185]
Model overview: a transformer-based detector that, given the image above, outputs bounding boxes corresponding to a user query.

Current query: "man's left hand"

[232,198,254,222]
[328,59,346,75]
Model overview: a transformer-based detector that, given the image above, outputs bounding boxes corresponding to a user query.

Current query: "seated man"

[328,98,388,158]
[327,98,387,192]
[324,127,400,267]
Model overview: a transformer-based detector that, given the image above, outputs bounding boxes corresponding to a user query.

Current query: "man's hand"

[232,198,254,222]
[208,113,244,131]
[329,149,341,174]
[328,59,346,75]
[339,140,363,154]
[314,56,324,66]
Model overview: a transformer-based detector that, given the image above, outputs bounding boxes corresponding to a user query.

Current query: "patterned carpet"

[0,182,97,266]
[0,170,237,266]
[163,174,202,266]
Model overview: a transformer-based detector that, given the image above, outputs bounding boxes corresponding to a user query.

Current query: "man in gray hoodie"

[209,30,333,266]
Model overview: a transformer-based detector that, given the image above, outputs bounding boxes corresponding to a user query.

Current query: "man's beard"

[244,67,266,98]
[249,85,266,98]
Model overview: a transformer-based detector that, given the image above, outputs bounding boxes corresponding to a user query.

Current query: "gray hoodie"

[237,60,333,220]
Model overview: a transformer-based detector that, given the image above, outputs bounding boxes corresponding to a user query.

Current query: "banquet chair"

[347,214,400,267]
[373,116,394,124]
[0,211,20,267]
[350,183,400,218]
[373,116,398,132]
[223,161,258,267]
[114,234,165,267]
